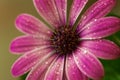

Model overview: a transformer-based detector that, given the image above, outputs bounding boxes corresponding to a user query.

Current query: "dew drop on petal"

[83,15,87,20]
[62,9,65,13]
[72,72,75,75]
[45,61,49,65]
[83,50,87,54]
[82,65,86,68]
[68,57,72,60]
[94,19,97,22]
[55,71,60,74]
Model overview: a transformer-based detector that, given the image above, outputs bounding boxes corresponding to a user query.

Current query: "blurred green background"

[0,0,120,80]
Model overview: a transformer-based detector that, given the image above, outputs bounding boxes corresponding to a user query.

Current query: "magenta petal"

[69,0,88,26]
[80,17,120,39]
[11,47,52,76]
[78,0,116,30]
[26,54,57,80]
[10,35,50,53]
[33,0,61,27]
[73,48,104,79]
[54,0,67,25]
[66,54,88,80]
[44,56,64,80]
[80,39,120,59]
[15,14,51,36]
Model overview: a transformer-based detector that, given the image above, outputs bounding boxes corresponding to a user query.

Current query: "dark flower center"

[50,25,80,55]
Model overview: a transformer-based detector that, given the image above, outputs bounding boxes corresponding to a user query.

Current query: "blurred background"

[0,0,120,80]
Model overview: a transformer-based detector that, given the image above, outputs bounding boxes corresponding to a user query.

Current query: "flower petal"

[54,0,67,25]
[26,54,58,80]
[66,54,88,80]
[15,14,51,36]
[80,17,120,39]
[73,48,104,79]
[78,0,116,31]
[69,0,88,26]
[44,56,64,80]
[10,35,50,54]
[33,0,61,27]
[80,39,120,59]
[11,47,53,76]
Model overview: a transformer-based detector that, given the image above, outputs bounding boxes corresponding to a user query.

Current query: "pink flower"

[10,0,120,80]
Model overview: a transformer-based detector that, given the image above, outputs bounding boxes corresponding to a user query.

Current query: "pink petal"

[26,54,58,80]
[78,0,116,31]
[80,17,120,39]
[73,48,104,79]
[33,0,62,27]
[10,35,50,54]
[44,56,65,80]
[11,47,53,76]
[69,0,88,26]
[54,0,67,25]
[15,14,51,36]
[80,39,120,59]
[66,54,88,80]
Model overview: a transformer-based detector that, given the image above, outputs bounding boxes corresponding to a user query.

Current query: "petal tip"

[15,13,25,26]
[9,41,16,54]
[11,65,19,77]
[9,39,19,54]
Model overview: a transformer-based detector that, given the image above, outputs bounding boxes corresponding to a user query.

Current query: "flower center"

[50,25,80,55]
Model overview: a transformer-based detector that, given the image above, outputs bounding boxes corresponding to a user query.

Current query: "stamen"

[50,25,80,55]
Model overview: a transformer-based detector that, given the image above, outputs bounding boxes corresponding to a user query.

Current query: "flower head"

[10,0,120,80]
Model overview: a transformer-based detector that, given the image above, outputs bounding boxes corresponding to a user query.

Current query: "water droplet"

[83,15,87,20]
[94,19,97,22]
[83,50,87,54]
[55,71,60,74]
[57,64,60,67]
[72,72,75,75]
[91,9,95,13]
[67,64,70,67]
[82,65,86,68]
[87,26,90,30]
[45,61,48,64]
[68,57,72,60]
[103,2,107,5]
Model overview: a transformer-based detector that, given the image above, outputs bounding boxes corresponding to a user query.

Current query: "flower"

[10,0,120,80]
